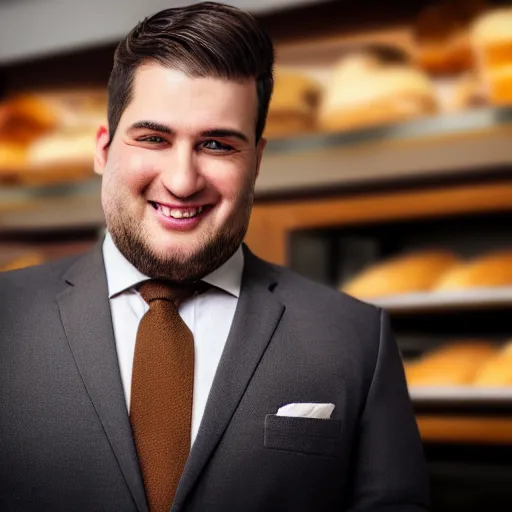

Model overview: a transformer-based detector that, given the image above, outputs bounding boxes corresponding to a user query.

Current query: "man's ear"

[94,125,110,176]
[255,136,267,180]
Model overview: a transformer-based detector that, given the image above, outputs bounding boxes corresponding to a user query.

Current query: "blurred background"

[1,0,512,509]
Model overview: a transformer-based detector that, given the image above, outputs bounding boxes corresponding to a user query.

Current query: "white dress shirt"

[102,232,243,445]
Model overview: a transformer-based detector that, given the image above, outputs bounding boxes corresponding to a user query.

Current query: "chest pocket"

[264,414,341,457]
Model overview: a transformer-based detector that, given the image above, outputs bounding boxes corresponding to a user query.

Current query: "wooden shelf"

[417,416,512,444]
[0,161,94,187]
[410,387,512,406]
[370,287,512,315]
[248,180,512,265]
[258,106,512,198]
[412,382,512,444]
[0,177,103,233]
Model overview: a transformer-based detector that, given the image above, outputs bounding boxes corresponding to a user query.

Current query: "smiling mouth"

[149,201,209,219]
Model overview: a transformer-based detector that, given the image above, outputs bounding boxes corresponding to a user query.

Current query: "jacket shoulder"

[0,253,83,294]
[271,261,380,321]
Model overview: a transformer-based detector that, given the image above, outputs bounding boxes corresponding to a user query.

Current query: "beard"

[104,187,254,284]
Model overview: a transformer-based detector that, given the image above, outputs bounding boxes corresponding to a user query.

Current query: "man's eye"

[201,140,233,151]
[138,136,166,144]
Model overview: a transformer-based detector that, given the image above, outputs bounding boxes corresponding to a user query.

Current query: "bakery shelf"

[411,388,512,444]
[1,106,512,234]
[0,163,94,188]
[416,416,512,444]
[257,106,512,197]
[0,177,103,232]
[369,287,512,314]
[265,106,512,152]
[410,386,512,407]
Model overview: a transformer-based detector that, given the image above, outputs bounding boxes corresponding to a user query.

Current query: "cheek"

[203,157,256,203]
[108,150,160,193]
[207,171,248,210]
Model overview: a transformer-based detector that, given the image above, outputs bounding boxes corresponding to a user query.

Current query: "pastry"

[413,0,486,74]
[405,341,497,386]
[473,341,512,386]
[471,8,512,105]
[265,69,321,138]
[341,249,459,300]
[0,140,27,174]
[4,89,107,132]
[434,250,512,291]
[27,128,97,168]
[1,95,58,139]
[17,128,97,184]
[318,46,438,132]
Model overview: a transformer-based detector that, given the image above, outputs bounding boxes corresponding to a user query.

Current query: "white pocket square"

[276,403,335,419]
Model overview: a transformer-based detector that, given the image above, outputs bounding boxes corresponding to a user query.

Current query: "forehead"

[122,63,258,136]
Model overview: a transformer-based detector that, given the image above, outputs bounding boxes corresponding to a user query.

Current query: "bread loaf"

[413,0,486,74]
[405,341,498,386]
[2,94,59,135]
[0,89,106,183]
[472,8,512,67]
[434,250,512,291]
[341,250,459,299]
[27,128,96,168]
[484,66,512,105]
[5,89,107,132]
[471,8,512,104]
[473,341,512,386]
[318,49,438,132]
[0,141,27,175]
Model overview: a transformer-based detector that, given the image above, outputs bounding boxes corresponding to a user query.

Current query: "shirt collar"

[102,231,243,299]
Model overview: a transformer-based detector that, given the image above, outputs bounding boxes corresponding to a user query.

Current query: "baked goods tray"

[257,106,512,196]
[370,287,512,314]
[265,106,512,154]
[410,386,512,408]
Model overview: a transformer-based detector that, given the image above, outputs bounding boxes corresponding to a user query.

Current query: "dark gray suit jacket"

[0,243,430,511]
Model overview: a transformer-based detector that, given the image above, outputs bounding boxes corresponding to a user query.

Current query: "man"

[0,2,430,511]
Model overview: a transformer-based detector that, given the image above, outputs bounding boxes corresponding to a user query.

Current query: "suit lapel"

[173,247,285,511]
[56,244,148,512]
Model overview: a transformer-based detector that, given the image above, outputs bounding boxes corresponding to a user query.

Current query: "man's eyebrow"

[201,129,249,144]
[128,121,174,134]
[127,122,250,144]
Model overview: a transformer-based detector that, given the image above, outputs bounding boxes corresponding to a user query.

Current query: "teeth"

[157,205,204,219]
[170,209,184,219]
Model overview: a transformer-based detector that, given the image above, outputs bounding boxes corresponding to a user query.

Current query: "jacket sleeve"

[345,308,431,511]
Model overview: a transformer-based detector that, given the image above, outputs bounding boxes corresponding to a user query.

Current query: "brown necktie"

[130,279,204,512]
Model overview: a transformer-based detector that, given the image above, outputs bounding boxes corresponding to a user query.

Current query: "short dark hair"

[107,1,275,144]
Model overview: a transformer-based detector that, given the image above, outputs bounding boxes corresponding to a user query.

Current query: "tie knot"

[138,279,209,307]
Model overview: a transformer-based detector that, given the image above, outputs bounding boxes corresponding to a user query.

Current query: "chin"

[150,239,201,260]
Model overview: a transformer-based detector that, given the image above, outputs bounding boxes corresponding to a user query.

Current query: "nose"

[160,143,206,198]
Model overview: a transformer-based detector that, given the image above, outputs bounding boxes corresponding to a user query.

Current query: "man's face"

[95,63,265,282]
